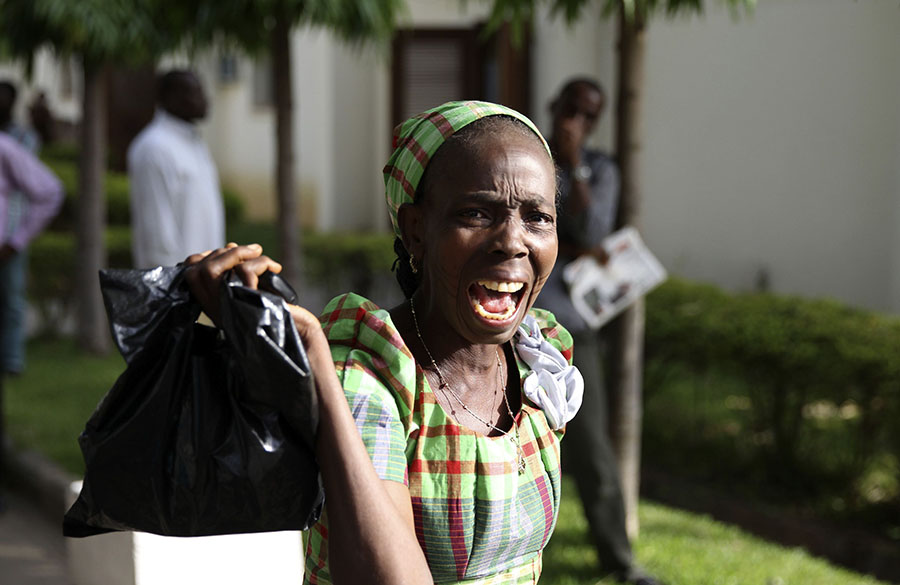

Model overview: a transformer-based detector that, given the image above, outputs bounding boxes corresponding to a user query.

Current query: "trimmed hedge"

[26,227,133,335]
[644,279,900,532]
[26,227,397,336]
[303,231,396,291]
[647,280,900,387]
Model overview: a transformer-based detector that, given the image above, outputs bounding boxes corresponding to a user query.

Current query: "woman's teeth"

[472,280,523,320]
[473,300,517,320]
[478,280,524,293]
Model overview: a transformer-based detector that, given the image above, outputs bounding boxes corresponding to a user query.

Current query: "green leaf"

[482,0,756,29]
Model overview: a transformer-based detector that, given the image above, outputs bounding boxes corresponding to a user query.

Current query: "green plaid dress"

[305,293,574,585]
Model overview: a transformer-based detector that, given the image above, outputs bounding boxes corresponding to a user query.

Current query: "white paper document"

[562,226,667,329]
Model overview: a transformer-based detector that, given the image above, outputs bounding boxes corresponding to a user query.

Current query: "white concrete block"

[67,529,137,585]
[65,481,305,585]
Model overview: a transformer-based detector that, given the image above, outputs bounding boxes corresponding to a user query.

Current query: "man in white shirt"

[128,70,225,269]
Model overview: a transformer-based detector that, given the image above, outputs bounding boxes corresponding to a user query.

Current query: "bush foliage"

[26,225,397,335]
[644,279,900,538]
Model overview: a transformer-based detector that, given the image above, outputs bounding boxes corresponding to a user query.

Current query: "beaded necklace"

[409,298,526,474]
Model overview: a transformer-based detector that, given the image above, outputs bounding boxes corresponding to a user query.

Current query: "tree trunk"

[75,61,110,354]
[609,4,647,540]
[272,9,301,289]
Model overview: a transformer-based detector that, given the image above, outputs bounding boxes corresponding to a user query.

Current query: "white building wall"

[316,0,495,231]
[330,43,385,231]
[530,4,616,151]
[400,0,489,27]
[527,0,900,312]
[639,0,900,311]
[0,49,81,128]
[203,30,337,227]
[201,56,276,221]
[891,26,900,312]
[296,29,338,230]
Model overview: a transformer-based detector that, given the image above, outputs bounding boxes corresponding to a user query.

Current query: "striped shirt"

[0,132,62,251]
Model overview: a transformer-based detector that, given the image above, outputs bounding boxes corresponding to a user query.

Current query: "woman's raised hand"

[184,243,283,325]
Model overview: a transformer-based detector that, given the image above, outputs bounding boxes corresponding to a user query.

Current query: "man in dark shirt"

[539,78,662,585]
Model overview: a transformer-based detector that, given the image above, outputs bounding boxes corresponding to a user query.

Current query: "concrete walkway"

[1,444,310,585]
[0,489,73,585]
[1,439,77,585]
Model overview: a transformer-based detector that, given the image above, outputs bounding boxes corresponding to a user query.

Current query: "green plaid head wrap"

[383,100,551,238]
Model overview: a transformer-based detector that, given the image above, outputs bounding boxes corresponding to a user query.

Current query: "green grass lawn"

[5,338,123,474]
[542,479,887,585]
[3,337,892,585]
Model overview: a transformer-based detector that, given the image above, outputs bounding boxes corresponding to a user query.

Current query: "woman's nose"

[492,218,528,258]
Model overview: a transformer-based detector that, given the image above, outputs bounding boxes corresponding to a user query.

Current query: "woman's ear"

[397,203,424,260]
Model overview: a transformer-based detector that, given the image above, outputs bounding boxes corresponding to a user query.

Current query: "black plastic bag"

[63,265,324,537]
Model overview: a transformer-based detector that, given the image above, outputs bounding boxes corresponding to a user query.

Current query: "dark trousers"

[562,329,633,575]
[0,375,5,488]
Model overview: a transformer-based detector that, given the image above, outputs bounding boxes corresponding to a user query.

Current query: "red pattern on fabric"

[425,111,455,139]
[392,134,431,169]
[448,498,470,579]
[305,520,330,584]
[386,165,416,198]
[411,496,429,560]
[368,356,413,410]
[362,312,409,353]
[418,422,463,438]
[522,440,537,457]
[535,475,555,548]
[406,136,430,166]
[539,325,573,362]
[320,294,348,332]
[350,360,414,419]
[410,457,478,475]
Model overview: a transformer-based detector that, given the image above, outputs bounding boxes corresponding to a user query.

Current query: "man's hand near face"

[555,115,587,170]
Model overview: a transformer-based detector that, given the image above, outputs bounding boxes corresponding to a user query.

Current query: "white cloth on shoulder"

[514,315,584,430]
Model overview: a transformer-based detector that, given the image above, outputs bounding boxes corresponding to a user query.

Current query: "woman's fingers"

[287,304,326,343]
[287,304,317,330]
[184,250,212,265]
[286,303,336,381]
[232,255,283,290]
[184,243,277,324]
[184,242,238,266]
[203,243,262,274]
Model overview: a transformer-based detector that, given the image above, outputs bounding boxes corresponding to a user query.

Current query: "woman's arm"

[296,307,429,583]
[185,244,432,585]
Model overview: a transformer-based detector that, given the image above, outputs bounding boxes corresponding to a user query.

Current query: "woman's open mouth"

[469,280,526,322]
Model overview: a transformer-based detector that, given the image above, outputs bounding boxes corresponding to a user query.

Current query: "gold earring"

[409,256,418,274]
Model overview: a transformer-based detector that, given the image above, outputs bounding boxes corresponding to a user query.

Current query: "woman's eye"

[527,212,555,225]
[460,208,488,220]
